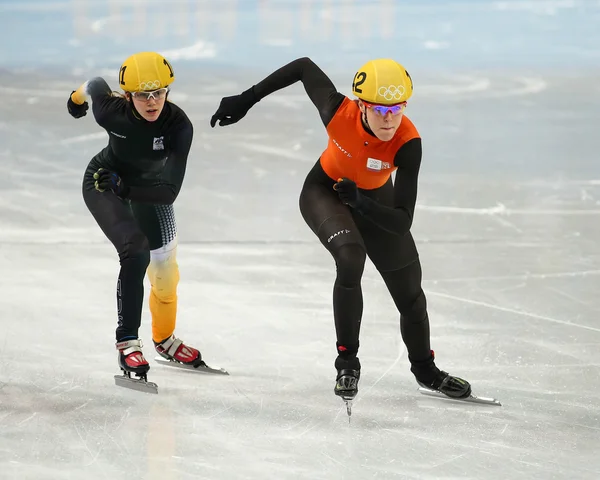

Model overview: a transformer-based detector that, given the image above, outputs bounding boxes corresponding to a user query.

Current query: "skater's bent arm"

[71,77,113,104]
[126,122,193,204]
[252,57,345,126]
[71,77,118,123]
[356,138,422,235]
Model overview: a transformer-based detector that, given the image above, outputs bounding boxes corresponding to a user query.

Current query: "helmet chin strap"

[125,94,143,120]
[360,109,375,136]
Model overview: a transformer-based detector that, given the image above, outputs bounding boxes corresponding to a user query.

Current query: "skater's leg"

[357,182,471,399]
[148,241,179,343]
[299,166,366,358]
[355,180,425,360]
[82,179,150,342]
[378,261,471,398]
[131,203,180,344]
[132,202,206,366]
[300,162,365,399]
[82,172,150,376]
[378,259,431,363]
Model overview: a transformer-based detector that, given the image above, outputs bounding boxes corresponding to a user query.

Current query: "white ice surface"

[2,1,600,479]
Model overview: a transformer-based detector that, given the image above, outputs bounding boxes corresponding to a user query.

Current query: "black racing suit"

[250,58,433,375]
[81,78,193,341]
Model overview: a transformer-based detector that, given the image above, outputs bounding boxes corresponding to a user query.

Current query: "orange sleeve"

[70,82,89,105]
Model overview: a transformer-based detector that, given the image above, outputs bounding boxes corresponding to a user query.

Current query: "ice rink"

[2,1,600,479]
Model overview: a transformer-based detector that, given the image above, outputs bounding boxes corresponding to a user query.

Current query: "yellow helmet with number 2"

[352,59,413,105]
[118,52,175,92]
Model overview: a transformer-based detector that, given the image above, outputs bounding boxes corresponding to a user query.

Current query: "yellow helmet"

[118,52,175,92]
[351,59,413,105]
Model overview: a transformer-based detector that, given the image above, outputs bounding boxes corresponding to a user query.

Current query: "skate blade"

[336,392,356,418]
[154,356,229,375]
[418,387,501,406]
[114,374,158,394]
[344,399,353,418]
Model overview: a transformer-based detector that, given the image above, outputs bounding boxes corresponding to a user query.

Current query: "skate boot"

[334,356,361,417]
[116,338,150,377]
[154,334,205,368]
[114,339,158,393]
[411,350,471,399]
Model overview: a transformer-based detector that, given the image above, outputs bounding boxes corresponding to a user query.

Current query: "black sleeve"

[252,57,345,127]
[87,77,121,126]
[126,121,193,205]
[355,138,422,235]
[86,77,112,100]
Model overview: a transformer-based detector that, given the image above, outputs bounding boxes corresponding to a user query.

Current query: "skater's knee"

[119,230,150,269]
[334,243,366,286]
[400,288,427,321]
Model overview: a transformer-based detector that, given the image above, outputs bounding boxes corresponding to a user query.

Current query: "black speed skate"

[411,351,471,399]
[417,370,471,398]
[412,351,501,406]
[334,356,361,418]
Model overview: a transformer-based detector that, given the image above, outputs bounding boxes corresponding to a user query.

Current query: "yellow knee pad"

[148,240,180,343]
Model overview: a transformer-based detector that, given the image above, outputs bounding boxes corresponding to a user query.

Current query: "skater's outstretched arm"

[210,57,345,128]
[71,77,112,103]
[252,57,345,126]
[68,77,120,124]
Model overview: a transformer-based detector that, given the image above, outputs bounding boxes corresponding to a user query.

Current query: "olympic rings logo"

[378,85,406,101]
[138,80,161,91]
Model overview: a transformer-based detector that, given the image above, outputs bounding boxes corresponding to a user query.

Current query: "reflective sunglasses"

[363,101,407,116]
[131,88,169,101]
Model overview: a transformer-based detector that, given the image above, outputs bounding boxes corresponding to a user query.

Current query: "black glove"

[210,88,257,127]
[93,168,128,198]
[67,91,89,119]
[333,177,363,208]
